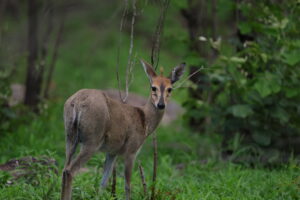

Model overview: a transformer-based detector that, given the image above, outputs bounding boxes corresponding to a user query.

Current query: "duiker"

[61,60,185,200]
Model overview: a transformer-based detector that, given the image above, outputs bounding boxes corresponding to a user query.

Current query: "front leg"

[124,153,136,200]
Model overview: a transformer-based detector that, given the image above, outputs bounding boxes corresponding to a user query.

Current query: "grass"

[1,1,300,199]
[1,106,300,200]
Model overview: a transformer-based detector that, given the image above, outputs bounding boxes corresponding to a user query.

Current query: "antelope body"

[61,60,185,200]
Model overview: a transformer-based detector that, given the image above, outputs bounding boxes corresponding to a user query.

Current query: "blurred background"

[0,0,300,199]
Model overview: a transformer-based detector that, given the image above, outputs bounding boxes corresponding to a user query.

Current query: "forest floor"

[1,1,300,199]
[0,104,299,200]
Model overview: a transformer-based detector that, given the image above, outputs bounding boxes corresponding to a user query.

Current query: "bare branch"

[123,0,137,103]
[138,160,147,196]
[150,132,158,200]
[44,10,66,98]
[111,165,117,199]
[116,0,128,102]
[173,66,203,90]
[39,1,54,97]
[150,0,170,69]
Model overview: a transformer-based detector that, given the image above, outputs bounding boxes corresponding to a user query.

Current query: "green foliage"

[184,0,300,156]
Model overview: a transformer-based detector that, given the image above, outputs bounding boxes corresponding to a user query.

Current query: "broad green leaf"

[252,132,271,146]
[254,73,281,97]
[285,88,298,98]
[229,104,253,118]
[254,79,272,97]
[282,50,300,66]
[271,107,290,124]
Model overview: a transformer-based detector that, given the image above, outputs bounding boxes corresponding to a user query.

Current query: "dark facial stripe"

[159,84,165,105]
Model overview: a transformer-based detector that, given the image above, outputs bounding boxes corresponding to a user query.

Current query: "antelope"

[61,60,185,200]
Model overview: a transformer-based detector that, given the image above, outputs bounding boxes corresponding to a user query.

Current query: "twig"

[150,0,170,69]
[123,0,137,103]
[150,132,158,200]
[138,160,147,196]
[44,10,66,98]
[173,66,203,89]
[111,165,117,199]
[39,1,54,97]
[116,0,128,102]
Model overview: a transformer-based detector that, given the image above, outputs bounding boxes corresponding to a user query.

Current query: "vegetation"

[0,0,300,199]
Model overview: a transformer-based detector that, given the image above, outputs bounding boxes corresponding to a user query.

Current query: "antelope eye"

[151,86,157,92]
[167,88,172,93]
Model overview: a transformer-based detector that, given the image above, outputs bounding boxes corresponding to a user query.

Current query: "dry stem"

[138,160,147,196]
[150,132,158,200]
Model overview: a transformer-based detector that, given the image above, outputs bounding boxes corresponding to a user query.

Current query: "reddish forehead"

[152,76,172,87]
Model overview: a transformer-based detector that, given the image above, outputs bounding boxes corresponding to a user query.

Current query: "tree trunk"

[181,0,212,131]
[24,0,41,109]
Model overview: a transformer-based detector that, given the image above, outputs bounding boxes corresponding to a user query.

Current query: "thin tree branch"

[123,0,137,103]
[38,1,54,97]
[44,10,66,98]
[173,66,203,89]
[138,160,147,196]
[116,0,128,102]
[150,132,158,200]
[150,0,170,69]
[111,165,117,199]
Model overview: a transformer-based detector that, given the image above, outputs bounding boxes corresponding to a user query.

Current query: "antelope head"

[141,60,185,110]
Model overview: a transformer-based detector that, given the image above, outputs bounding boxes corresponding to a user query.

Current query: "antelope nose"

[157,103,165,110]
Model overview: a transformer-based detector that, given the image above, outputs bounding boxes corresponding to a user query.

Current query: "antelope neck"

[142,97,164,136]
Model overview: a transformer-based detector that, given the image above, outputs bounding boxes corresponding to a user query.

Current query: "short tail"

[65,107,81,166]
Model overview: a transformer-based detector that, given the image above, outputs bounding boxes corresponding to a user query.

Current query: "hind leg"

[100,153,117,189]
[61,146,97,200]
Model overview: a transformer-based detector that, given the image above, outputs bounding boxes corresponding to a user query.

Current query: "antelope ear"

[140,59,157,83]
[169,63,185,84]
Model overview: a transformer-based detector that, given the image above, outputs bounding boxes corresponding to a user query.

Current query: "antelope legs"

[124,154,136,200]
[100,153,117,189]
[61,146,96,200]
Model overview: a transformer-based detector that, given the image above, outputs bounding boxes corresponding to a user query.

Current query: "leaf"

[254,73,281,97]
[260,53,268,63]
[282,50,300,66]
[230,56,247,64]
[254,79,272,97]
[221,56,247,64]
[285,88,298,98]
[252,132,271,146]
[229,104,253,118]
[271,107,290,124]
[238,22,252,34]
[209,37,222,50]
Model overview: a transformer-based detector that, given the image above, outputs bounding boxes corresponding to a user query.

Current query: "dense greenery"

[183,0,300,160]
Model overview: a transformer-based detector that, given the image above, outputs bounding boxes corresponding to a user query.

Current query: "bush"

[184,1,300,158]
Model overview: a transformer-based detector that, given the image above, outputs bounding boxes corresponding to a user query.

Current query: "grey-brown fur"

[60,60,184,200]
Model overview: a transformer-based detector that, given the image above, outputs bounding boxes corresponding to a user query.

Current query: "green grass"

[1,1,300,199]
[1,103,300,200]
[1,105,300,200]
